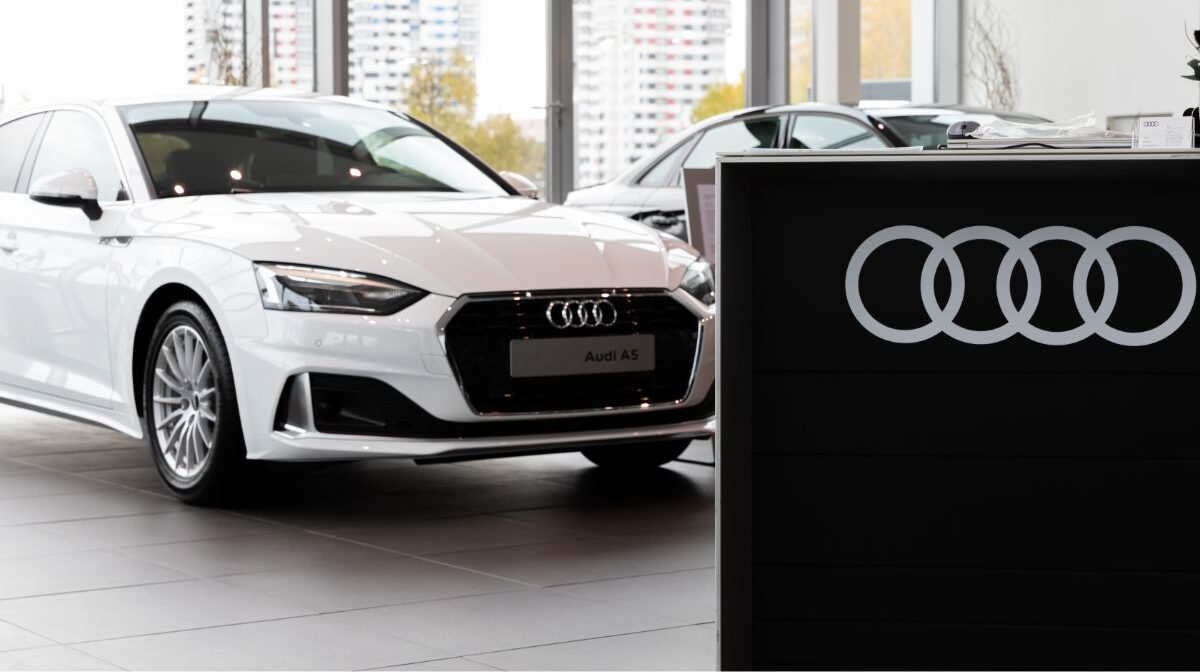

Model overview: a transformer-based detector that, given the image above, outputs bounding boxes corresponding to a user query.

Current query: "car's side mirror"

[499,171,539,200]
[29,169,103,221]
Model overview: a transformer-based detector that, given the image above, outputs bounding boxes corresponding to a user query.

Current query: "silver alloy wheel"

[151,325,218,481]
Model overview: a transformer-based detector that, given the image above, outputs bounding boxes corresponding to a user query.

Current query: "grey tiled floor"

[0,405,716,671]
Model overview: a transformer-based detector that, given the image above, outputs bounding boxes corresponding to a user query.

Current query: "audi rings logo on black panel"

[845,226,1198,347]
[545,299,619,329]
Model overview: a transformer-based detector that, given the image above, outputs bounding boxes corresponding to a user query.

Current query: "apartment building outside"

[574,0,732,187]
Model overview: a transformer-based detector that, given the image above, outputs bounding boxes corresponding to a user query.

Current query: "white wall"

[961,0,1200,125]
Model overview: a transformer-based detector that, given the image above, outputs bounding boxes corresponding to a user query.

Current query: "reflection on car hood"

[121,192,698,296]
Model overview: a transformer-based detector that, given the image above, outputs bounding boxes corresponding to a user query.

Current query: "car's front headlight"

[254,263,427,315]
[680,259,715,306]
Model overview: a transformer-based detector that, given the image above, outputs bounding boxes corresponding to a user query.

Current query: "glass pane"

[268,0,315,91]
[789,0,813,103]
[787,114,886,149]
[860,0,912,103]
[638,139,693,188]
[187,0,247,85]
[682,116,780,170]
[574,0,743,187]
[0,114,42,193]
[121,100,508,197]
[347,0,546,195]
[31,111,125,202]
[0,2,190,105]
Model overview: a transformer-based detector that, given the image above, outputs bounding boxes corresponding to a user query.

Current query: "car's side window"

[28,111,127,202]
[0,114,44,193]
[638,138,696,188]
[788,115,887,150]
[682,116,782,170]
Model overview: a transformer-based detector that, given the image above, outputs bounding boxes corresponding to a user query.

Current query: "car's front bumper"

[230,290,715,461]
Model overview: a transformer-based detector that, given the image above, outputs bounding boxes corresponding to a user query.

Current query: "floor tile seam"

[69,609,464,666]
[473,517,675,547]
[543,565,716,590]
[62,641,131,671]
[356,654,504,671]
[209,507,554,539]
[300,530,545,589]
[0,453,185,504]
[59,611,324,647]
[311,531,618,563]
[207,571,530,611]
[319,532,597,558]
[315,586,556,624]
[408,554,715,590]
[0,614,68,649]
[102,550,433,583]
[453,622,713,660]
[540,576,716,627]
[0,575,199,605]
[0,509,190,527]
[489,510,716,544]
[38,527,284,552]
[103,528,322,555]
[0,545,148,564]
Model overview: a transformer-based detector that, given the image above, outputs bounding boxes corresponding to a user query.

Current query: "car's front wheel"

[142,300,249,505]
[582,439,692,469]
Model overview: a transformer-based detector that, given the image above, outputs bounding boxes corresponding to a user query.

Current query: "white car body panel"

[0,90,715,463]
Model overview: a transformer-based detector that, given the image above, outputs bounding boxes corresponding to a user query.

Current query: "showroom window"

[187,0,248,86]
[861,0,912,103]
[348,0,546,193]
[268,0,315,91]
[574,0,743,188]
[789,0,813,103]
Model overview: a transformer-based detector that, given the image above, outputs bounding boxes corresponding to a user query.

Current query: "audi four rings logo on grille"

[845,226,1197,347]
[545,299,619,329]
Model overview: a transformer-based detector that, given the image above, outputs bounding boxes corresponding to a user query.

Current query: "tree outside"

[861,0,911,83]
[691,74,744,125]
[790,1,813,103]
[690,0,910,123]
[404,50,544,190]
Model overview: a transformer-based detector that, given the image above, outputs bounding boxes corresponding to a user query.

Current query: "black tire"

[142,300,251,505]
[582,439,691,469]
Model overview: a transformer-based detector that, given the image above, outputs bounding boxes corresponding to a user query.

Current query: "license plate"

[509,334,655,378]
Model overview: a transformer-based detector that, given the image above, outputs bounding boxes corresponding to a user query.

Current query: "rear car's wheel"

[142,300,249,505]
[582,439,691,469]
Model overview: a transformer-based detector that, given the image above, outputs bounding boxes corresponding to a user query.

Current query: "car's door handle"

[0,236,19,254]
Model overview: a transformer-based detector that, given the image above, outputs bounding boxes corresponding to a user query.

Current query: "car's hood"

[121,192,699,296]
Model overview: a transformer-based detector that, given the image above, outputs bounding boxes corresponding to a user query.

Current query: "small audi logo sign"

[545,299,619,329]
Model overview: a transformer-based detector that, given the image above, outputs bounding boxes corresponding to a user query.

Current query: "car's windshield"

[878,112,1044,149]
[120,100,508,198]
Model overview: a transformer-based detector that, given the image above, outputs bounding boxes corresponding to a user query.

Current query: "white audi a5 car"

[0,89,715,503]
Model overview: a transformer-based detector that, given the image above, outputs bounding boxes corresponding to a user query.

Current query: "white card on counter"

[1136,116,1195,149]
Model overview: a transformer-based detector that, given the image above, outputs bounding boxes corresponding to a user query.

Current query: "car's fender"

[107,236,266,441]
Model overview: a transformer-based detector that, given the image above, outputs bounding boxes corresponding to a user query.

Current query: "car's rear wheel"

[143,300,249,505]
[582,439,691,469]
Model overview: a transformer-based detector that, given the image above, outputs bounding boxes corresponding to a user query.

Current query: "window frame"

[784,111,891,150]
[676,113,787,177]
[23,106,136,205]
[0,112,48,195]
[635,134,701,189]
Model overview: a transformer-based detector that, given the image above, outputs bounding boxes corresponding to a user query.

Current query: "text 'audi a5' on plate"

[0,89,716,503]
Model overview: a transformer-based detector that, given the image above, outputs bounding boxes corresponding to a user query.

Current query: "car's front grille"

[442,291,702,414]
